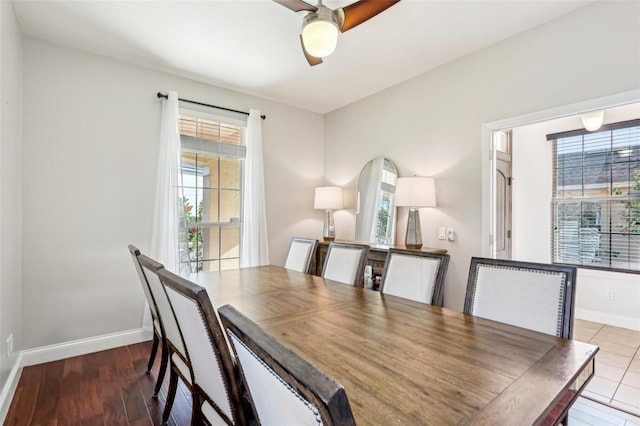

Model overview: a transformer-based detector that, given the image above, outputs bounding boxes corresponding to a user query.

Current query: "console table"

[311,239,447,287]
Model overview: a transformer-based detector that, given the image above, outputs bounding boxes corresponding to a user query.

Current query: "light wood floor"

[574,318,640,417]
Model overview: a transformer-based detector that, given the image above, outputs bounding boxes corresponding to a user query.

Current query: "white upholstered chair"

[137,254,193,425]
[380,249,450,306]
[284,237,318,273]
[128,244,168,398]
[321,242,369,286]
[463,257,577,339]
[219,304,356,426]
[158,269,247,425]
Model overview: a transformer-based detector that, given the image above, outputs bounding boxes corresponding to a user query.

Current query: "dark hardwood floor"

[4,341,191,425]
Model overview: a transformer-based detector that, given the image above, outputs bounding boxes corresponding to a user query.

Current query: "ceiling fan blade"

[340,0,401,32]
[300,35,323,66]
[273,0,317,13]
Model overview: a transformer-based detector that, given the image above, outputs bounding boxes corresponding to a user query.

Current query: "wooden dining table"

[188,265,598,425]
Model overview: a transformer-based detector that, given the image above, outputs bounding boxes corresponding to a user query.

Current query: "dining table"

[188,265,598,425]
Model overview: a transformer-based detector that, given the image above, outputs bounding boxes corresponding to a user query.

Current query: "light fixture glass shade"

[395,177,437,208]
[314,186,344,210]
[580,111,605,132]
[302,19,339,58]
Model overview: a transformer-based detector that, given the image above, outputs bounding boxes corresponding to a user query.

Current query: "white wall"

[0,0,23,388]
[324,1,640,312]
[11,0,640,355]
[512,104,640,330]
[21,39,325,350]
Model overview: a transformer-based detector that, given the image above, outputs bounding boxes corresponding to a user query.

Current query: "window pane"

[198,118,221,141]
[583,164,611,189]
[221,258,239,270]
[220,123,242,145]
[221,227,240,259]
[179,116,197,138]
[220,157,241,189]
[220,190,240,222]
[199,155,219,189]
[202,226,220,260]
[201,189,219,223]
[200,260,220,272]
[375,191,394,244]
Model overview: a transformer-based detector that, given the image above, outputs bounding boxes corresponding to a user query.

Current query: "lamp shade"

[395,177,436,208]
[314,186,343,210]
[580,111,605,132]
[302,18,339,58]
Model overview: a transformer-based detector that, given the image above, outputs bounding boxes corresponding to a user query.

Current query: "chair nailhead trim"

[470,264,567,337]
[228,330,323,426]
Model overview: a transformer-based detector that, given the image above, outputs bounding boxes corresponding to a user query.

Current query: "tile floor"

[574,319,640,416]
[570,396,640,425]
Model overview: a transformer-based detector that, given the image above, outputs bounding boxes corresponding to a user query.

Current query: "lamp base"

[323,209,336,241]
[404,208,423,250]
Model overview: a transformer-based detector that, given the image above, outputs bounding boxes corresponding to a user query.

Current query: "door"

[495,131,512,260]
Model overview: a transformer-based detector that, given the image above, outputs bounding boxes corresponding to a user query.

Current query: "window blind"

[550,121,640,273]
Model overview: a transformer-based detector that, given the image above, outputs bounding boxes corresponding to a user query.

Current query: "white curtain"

[240,109,270,267]
[150,91,186,273]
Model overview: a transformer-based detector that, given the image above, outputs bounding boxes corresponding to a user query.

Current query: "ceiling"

[12,0,594,114]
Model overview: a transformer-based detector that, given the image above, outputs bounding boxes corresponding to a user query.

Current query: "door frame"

[495,132,512,260]
[481,90,639,258]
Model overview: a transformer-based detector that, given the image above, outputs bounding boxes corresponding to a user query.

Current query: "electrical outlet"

[606,289,614,301]
[6,334,13,358]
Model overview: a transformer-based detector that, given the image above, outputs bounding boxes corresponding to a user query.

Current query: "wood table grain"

[188,265,598,425]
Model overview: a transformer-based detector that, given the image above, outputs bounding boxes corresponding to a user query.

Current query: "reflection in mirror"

[355,157,398,245]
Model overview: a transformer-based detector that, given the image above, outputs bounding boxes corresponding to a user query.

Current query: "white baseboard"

[21,328,152,367]
[0,352,24,423]
[576,308,640,331]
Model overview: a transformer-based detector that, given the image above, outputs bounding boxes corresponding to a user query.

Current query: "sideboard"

[311,239,447,288]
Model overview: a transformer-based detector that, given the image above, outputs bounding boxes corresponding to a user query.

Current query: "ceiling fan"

[274,0,401,66]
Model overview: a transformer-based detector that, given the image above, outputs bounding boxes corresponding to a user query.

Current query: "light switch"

[438,227,446,240]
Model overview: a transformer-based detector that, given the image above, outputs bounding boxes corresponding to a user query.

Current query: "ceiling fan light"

[302,19,339,58]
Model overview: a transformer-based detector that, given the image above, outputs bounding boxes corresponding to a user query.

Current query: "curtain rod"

[156,92,266,120]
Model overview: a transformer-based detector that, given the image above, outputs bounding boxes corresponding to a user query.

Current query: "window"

[374,161,397,245]
[178,112,246,272]
[550,119,640,273]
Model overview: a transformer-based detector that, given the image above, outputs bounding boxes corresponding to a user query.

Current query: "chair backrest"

[137,255,187,357]
[321,242,369,286]
[380,249,450,306]
[218,304,356,426]
[128,244,159,319]
[284,237,318,273]
[158,269,244,425]
[463,257,577,339]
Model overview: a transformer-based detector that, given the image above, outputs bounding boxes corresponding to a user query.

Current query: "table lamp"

[314,186,343,241]
[395,177,436,249]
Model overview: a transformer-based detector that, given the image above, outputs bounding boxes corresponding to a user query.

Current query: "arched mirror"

[355,157,398,245]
